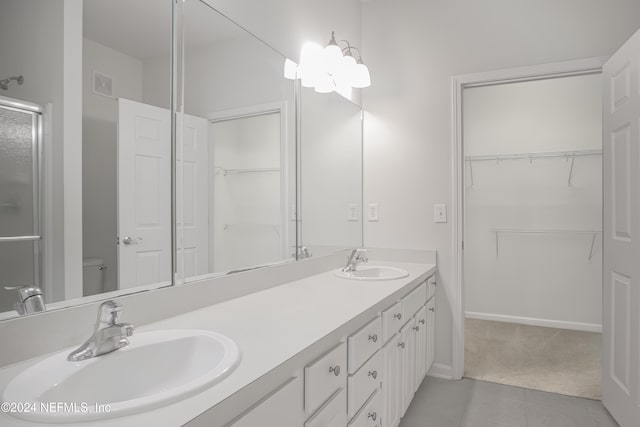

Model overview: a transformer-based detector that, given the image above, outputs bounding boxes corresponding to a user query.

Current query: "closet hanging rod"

[215,166,280,176]
[465,149,602,162]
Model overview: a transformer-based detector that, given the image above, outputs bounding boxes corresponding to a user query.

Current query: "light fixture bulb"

[299,42,324,88]
[315,74,336,93]
[283,59,298,80]
[352,60,371,88]
[323,31,343,75]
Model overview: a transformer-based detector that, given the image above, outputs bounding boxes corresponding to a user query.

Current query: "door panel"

[603,28,640,427]
[118,98,171,289]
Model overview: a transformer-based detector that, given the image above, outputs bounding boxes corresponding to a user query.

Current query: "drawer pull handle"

[413,326,420,332]
[394,313,402,320]
[368,412,377,421]
[329,365,341,376]
[368,370,378,379]
[429,307,435,312]
[368,334,378,343]
[398,342,405,349]
[419,319,425,325]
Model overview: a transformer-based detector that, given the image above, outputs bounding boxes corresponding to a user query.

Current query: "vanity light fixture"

[283,31,371,94]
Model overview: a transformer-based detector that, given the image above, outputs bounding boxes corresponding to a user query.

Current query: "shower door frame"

[0,95,43,290]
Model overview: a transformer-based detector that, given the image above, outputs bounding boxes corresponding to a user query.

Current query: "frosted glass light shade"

[323,44,343,75]
[315,74,335,93]
[335,55,357,83]
[352,63,371,88]
[283,59,298,80]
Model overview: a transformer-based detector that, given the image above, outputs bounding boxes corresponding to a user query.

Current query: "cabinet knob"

[429,307,435,312]
[368,412,377,421]
[398,342,405,349]
[413,326,420,332]
[329,365,341,376]
[368,370,378,380]
[394,313,402,320]
[419,319,425,325]
[368,334,378,343]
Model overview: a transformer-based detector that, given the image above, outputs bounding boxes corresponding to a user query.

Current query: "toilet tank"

[83,258,105,297]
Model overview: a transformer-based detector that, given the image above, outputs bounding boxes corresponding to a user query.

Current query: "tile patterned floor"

[398,378,619,427]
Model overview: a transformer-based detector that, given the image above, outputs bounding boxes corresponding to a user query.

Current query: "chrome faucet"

[68,300,134,362]
[342,248,369,272]
[4,285,46,315]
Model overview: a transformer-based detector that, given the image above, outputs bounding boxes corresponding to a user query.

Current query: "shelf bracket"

[588,232,597,262]
[567,155,576,186]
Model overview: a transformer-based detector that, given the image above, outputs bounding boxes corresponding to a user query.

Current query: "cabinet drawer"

[348,389,382,427]
[347,350,382,418]
[348,316,382,374]
[305,342,347,414]
[426,275,436,301]
[382,302,403,344]
[402,282,427,321]
[306,388,347,427]
[231,377,302,427]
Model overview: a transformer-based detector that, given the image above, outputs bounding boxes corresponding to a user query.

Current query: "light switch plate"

[347,204,359,221]
[434,204,447,223]
[367,203,379,221]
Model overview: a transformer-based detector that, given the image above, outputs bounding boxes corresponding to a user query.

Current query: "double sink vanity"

[0,254,437,427]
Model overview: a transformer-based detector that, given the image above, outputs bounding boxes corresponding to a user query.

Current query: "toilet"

[82,258,105,297]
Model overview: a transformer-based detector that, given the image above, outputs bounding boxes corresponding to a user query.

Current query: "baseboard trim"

[465,311,602,333]
[427,363,454,379]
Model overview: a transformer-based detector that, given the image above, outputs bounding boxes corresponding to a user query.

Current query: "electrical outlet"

[347,204,359,221]
[434,204,447,223]
[367,203,379,221]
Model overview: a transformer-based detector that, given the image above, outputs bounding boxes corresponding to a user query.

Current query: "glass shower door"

[0,97,41,313]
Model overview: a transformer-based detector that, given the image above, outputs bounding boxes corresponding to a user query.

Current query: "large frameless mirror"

[175,0,297,282]
[299,88,363,257]
[0,0,174,320]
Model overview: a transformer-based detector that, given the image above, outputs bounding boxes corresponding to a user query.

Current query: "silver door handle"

[121,236,142,246]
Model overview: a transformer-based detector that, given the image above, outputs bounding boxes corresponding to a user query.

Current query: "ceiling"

[83,0,245,60]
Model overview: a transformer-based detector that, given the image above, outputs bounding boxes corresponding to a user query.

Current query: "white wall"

[464,75,602,330]
[361,0,640,377]
[82,37,144,294]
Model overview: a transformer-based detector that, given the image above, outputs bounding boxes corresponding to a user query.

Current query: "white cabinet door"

[231,377,303,427]
[399,319,415,417]
[602,27,640,427]
[426,298,435,372]
[382,334,402,427]
[414,305,428,392]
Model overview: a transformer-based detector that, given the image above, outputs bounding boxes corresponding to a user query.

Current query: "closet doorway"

[459,67,603,399]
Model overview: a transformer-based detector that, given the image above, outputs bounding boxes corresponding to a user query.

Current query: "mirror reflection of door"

[209,111,284,273]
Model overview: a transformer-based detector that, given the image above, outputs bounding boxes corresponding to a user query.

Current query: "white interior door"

[602,28,640,427]
[177,113,209,281]
[117,98,171,289]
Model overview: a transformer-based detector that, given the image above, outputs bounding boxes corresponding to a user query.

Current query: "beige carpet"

[464,318,601,400]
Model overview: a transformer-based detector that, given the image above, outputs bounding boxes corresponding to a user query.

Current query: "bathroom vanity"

[0,259,436,427]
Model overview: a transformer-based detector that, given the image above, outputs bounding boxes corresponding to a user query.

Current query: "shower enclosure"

[0,95,42,313]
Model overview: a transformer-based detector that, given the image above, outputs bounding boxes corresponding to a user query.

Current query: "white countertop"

[0,261,436,427]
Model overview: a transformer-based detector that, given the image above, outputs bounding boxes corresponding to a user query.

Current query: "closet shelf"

[490,228,602,261]
[215,166,280,176]
[465,149,602,187]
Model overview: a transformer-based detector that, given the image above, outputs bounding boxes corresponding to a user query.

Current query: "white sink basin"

[2,329,240,423]
[335,265,410,281]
